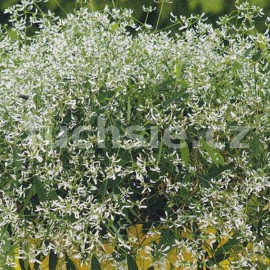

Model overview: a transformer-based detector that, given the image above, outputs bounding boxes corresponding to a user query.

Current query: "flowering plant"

[0,1,269,269]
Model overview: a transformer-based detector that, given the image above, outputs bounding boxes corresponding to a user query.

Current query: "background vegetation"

[1,0,270,32]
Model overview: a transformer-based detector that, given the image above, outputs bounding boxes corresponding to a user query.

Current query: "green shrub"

[0,0,269,269]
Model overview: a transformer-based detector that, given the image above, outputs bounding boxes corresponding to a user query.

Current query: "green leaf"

[155,78,175,92]
[13,147,23,172]
[175,60,183,85]
[33,253,42,270]
[201,139,219,167]
[129,208,141,222]
[256,262,269,270]
[109,223,125,242]
[244,47,253,58]
[0,245,18,270]
[147,267,154,270]
[20,184,36,214]
[266,250,270,260]
[207,236,238,266]
[111,22,119,32]
[0,229,13,268]
[180,139,190,166]
[153,229,176,260]
[207,235,239,267]
[48,190,58,200]
[164,85,188,105]
[257,34,267,52]
[66,256,77,270]
[19,258,30,270]
[18,241,35,270]
[122,209,133,225]
[49,250,58,270]
[177,79,189,89]
[232,61,242,72]
[252,48,262,62]
[251,134,260,157]
[127,254,138,270]
[215,237,239,256]
[214,151,225,166]
[156,230,172,252]
[91,254,102,270]
[207,254,230,266]
[200,139,224,168]
[19,242,31,270]
[33,176,47,202]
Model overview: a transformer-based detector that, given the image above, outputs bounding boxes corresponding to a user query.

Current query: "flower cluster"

[0,1,269,268]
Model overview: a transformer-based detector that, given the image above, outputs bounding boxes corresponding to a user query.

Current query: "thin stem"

[157,136,164,164]
[157,21,181,32]
[127,95,131,124]
[144,11,150,25]
[55,0,68,15]
[86,0,94,12]
[155,1,164,31]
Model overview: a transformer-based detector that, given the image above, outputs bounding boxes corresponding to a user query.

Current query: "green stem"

[155,1,164,31]
[157,136,164,164]
[144,11,150,25]
[127,96,131,124]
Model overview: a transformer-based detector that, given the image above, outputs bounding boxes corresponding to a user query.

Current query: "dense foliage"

[1,0,270,32]
[0,0,269,269]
